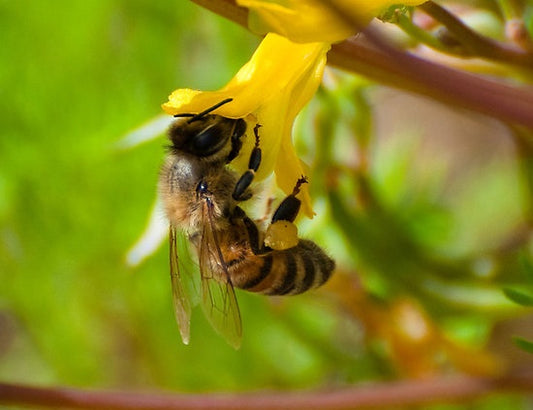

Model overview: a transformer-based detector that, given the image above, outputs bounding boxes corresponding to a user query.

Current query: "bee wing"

[169,226,194,345]
[198,200,242,349]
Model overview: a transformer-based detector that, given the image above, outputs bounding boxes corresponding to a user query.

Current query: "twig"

[327,37,533,129]
[2,371,533,410]
[394,10,465,55]
[191,0,248,28]
[419,1,533,68]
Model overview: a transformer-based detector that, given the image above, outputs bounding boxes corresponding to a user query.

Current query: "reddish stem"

[2,372,533,410]
[328,37,533,128]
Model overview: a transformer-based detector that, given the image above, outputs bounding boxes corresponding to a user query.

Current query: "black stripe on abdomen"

[239,253,272,290]
[315,250,334,287]
[296,249,316,294]
[273,251,298,295]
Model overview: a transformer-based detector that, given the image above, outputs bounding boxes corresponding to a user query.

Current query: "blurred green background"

[1,1,532,407]
[0,0,274,390]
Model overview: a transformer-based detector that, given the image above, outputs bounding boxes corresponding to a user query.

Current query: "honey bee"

[159,98,335,348]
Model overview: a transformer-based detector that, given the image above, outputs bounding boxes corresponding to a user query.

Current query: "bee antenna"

[182,98,234,123]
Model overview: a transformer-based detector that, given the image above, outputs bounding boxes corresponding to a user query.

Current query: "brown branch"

[2,372,533,410]
[328,37,533,129]
[191,0,248,28]
[419,1,533,68]
[324,0,533,129]
[189,0,533,129]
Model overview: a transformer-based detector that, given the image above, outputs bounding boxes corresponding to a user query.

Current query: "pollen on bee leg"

[264,220,299,250]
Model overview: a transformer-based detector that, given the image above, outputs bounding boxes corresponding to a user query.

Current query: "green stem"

[509,126,533,226]
[394,10,466,55]
[496,0,523,20]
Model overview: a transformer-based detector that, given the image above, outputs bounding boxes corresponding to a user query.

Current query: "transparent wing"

[198,200,242,349]
[169,226,194,345]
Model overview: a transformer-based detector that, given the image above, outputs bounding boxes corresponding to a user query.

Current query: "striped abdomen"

[227,239,335,296]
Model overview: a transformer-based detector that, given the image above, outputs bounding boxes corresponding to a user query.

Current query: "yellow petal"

[239,0,354,43]
[237,0,427,43]
[162,34,329,118]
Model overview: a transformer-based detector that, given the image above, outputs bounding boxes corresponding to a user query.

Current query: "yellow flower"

[162,33,329,218]
[237,0,427,43]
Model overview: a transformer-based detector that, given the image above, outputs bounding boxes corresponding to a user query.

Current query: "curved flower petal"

[237,0,427,43]
[162,33,329,217]
[238,0,355,43]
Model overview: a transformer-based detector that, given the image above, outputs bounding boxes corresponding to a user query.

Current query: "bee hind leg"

[261,177,308,251]
[232,124,262,201]
[271,176,308,223]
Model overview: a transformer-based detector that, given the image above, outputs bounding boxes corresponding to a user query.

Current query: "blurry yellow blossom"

[163,33,329,217]
[237,0,427,43]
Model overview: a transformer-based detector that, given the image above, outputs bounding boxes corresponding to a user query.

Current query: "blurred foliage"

[0,1,532,409]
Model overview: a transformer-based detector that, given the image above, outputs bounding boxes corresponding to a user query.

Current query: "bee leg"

[231,206,264,254]
[232,124,262,202]
[226,119,247,163]
[256,197,276,225]
[271,176,308,223]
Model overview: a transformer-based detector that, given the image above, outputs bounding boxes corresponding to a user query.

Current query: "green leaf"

[503,287,533,306]
[513,337,533,354]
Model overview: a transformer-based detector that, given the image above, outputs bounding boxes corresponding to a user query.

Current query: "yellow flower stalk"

[163,33,329,217]
[237,0,428,43]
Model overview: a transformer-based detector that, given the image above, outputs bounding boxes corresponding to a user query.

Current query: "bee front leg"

[232,124,262,202]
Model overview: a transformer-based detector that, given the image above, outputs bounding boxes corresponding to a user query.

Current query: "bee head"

[168,115,226,156]
[168,99,246,159]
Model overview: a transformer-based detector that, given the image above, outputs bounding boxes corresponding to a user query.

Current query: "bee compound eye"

[191,125,225,156]
[196,180,208,195]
